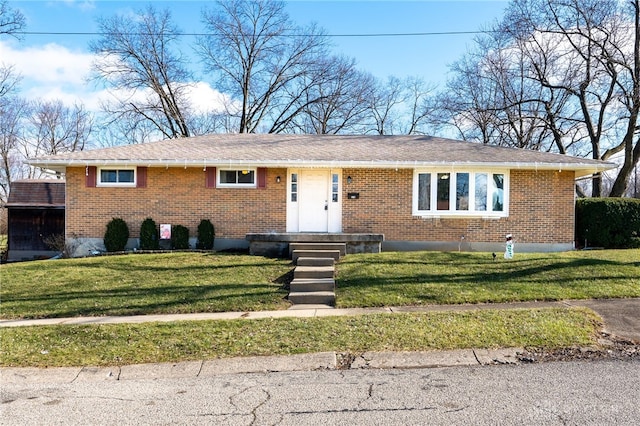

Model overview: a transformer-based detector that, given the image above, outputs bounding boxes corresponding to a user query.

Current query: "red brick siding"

[66,167,287,239]
[66,166,575,245]
[341,168,575,244]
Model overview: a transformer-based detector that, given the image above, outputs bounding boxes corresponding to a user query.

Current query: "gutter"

[28,158,618,172]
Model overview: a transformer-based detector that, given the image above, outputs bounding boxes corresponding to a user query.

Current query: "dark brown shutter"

[85,166,96,187]
[136,166,147,188]
[257,167,267,189]
[205,167,217,188]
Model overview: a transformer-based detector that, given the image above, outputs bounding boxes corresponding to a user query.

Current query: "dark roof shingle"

[6,180,65,208]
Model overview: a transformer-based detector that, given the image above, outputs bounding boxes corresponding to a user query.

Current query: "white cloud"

[56,0,96,12]
[1,40,235,119]
[0,40,94,86]
[186,82,237,115]
[0,40,102,110]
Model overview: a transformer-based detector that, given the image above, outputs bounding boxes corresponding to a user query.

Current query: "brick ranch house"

[28,134,615,257]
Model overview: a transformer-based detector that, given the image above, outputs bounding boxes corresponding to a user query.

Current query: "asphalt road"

[2,359,639,425]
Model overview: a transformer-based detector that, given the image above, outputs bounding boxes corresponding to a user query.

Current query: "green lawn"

[337,250,640,307]
[1,250,638,319]
[0,308,600,367]
[0,252,292,319]
[2,249,636,368]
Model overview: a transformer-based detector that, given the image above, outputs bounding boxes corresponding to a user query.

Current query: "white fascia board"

[29,158,617,178]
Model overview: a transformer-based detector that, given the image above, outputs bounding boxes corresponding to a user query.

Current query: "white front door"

[299,169,329,232]
[286,169,342,233]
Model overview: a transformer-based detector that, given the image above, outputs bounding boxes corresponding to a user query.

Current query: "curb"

[0,348,523,384]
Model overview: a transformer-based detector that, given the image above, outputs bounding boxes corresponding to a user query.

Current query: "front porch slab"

[246,233,384,257]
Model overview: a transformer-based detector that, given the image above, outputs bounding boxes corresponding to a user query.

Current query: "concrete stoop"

[288,243,345,308]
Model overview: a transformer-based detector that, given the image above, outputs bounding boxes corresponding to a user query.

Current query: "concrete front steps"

[288,243,345,308]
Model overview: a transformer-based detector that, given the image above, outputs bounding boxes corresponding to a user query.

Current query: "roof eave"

[28,158,617,178]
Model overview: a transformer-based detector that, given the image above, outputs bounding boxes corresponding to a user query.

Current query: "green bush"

[104,218,129,252]
[139,218,159,250]
[576,198,640,248]
[171,225,190,250]
[196,219,215,250]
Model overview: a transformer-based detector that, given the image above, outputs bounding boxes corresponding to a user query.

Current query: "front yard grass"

[0,308,600,367]
[1,249,636,368]
[1,249,638,319]
[337,249,640,307]
[0,252,292,319]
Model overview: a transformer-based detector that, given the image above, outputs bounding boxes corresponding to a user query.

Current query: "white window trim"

[217,168,257,188]
[97,167,136,187]
[412,169,509,218]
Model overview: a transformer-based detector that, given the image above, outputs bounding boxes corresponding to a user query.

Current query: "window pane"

[118,170,134,183]
[475,173,487,211]
[291,174,298,202]
[220,170,236,184]
[237,170,254,184]
[492,174,504,211]
[331,174,339,202]
[418,173,431,210]
[437,173,450,210]
[456,173,469,210]
[101,170,117,183]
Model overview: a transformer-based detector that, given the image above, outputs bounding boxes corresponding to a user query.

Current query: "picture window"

[414,170,508,217]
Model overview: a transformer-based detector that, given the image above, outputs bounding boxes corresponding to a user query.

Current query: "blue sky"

[1,0,510,110]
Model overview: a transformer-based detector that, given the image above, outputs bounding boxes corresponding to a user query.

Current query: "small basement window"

[218,169,256,187]
[98,168,136,187]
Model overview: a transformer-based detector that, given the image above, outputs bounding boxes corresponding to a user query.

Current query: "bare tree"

[291,56,374,134]
[436,31,568,151]
[0,0,25,38]
[368,76,407,135]
[607,0,640,197]
[0,63,20,99]
[0,0,25,205]
[24,100,92,160]
[0,96,27,202]
[197,0,330,133]
[438,0,640,197]
[402,76,438,135]
[90,5,193,140]
[0,62,24,203]
[502,0,622,195]
[435,54,502,144]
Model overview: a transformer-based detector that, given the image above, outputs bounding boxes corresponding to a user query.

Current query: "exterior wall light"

[347,176,352,184]
[276,176,281,183]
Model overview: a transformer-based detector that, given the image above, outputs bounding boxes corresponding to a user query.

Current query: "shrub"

[171,225,190,250]
[139,217,159,250]
[196,219,215,250]
[576,198,640,248]
[104,218,129,252]
[42,233,79,258]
